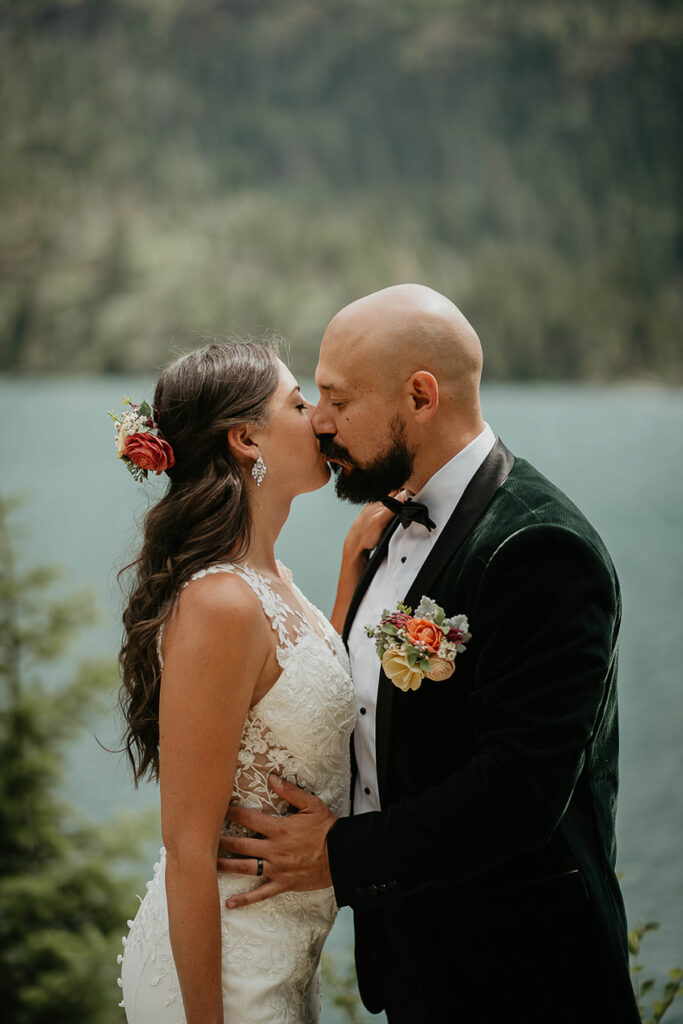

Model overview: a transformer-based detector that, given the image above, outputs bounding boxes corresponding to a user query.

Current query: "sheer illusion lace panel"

[156,561,344,826]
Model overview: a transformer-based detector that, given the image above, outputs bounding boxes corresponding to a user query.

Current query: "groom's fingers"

[225,880,283,910]
[218,834,267,859]
[267,773,316,809]
[224,804,283,833]
[217,853,260,874]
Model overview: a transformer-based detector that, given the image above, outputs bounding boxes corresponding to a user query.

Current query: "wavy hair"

[118,339,281,785]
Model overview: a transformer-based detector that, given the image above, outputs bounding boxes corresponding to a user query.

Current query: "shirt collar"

[411,423,496,535]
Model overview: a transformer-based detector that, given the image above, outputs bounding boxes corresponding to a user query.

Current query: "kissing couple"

[116,284,640,1024]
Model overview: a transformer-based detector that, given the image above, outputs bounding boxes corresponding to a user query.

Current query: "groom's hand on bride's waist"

[217,775,337,909]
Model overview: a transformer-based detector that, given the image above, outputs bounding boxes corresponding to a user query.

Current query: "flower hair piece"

[108,396,175,482]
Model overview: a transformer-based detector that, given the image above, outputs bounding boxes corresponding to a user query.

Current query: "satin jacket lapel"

[375,437,515,803]
[402,438,515,611]
[342,515,402,646]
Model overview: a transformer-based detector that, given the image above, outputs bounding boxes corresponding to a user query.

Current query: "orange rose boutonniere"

[365,597,471,693]
[405,617,443,653]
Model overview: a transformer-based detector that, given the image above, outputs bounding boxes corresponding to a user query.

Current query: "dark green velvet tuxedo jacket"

[327,439,639,1024]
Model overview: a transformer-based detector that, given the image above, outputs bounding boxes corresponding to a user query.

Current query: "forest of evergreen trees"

[1,0,681,380]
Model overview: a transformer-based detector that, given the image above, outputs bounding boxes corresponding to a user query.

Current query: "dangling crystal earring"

[251,455,267,486]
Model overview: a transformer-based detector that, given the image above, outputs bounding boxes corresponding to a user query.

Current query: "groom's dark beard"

[318,415,415,504]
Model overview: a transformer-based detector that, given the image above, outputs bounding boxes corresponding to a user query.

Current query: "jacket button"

[354,887,368,898]
[378,883,387,894]
[368,884,379,896]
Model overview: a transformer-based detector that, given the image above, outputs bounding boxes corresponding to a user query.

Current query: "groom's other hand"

[344,497,398,559]
[217,775,338,908]
[330,497,398,633]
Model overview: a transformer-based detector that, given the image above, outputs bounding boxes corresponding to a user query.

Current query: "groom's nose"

[310,402,335,438]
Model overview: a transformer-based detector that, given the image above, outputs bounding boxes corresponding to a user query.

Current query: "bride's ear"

[227,424,260,470]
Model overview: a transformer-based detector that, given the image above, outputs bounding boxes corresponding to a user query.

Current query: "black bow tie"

[381,494,436,532]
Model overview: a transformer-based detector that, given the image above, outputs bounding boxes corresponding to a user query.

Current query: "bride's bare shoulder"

[163,567,270,659]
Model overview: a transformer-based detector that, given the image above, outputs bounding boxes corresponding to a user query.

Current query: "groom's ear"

[408,371,439,422]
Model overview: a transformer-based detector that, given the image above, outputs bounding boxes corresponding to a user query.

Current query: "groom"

[219,285,640,1023]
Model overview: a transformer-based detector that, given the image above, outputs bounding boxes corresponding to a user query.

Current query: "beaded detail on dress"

[119,561,355,1024]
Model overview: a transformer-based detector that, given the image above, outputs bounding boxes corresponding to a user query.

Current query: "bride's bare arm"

[330,501,395,633]
[158,575,271,1024]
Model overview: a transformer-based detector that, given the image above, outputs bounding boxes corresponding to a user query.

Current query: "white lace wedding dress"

[117,562,356,1024]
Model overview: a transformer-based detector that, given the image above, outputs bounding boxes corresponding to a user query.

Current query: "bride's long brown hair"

[118,339,281,785]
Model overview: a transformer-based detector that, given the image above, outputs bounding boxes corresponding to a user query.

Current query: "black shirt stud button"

[359,706,367,715]
[364,786,371,795]
[400,556,407,563]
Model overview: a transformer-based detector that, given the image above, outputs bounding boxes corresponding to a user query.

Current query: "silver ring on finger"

[256,857,264,877]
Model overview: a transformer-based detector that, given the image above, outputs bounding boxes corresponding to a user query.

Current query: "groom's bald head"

[313,284,486,496]
[320,283,482,410]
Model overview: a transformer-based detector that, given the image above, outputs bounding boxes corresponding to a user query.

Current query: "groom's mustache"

[317,436,356,469]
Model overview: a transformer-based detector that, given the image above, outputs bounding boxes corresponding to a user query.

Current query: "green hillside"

[1,0,681,380]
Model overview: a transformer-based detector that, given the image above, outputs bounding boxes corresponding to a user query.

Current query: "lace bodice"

[160,560,355,832]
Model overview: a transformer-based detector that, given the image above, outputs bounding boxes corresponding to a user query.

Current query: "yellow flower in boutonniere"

[381,650,424,692]
[424,656,455,681]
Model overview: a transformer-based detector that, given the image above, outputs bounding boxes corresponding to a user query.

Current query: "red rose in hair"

[122,432,175,474]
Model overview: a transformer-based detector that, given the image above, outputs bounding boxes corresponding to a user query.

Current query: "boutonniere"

[364,596,471,692]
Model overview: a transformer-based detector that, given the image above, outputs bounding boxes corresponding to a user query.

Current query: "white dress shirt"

[348,423,496,814]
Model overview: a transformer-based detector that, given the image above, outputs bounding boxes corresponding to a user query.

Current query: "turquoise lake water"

[1,377,681,1022]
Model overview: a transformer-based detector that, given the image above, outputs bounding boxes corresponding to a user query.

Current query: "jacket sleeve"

[326,523,621,910]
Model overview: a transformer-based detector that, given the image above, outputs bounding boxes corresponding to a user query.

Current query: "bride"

[114,340,391,1024]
